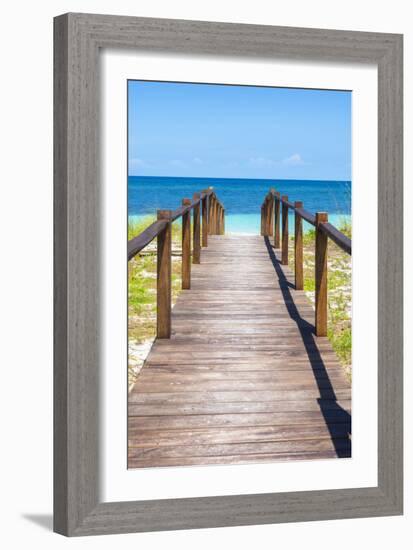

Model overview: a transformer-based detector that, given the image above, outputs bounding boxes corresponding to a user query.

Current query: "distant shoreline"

[128,212,351,235]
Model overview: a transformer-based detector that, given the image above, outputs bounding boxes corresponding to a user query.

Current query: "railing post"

[207,189,214,234]
[221,208,225,235]
[274,191,280,248]
[263,198,269,236]
[281,195,289,265]
[181,198,191,289]
[201,192,208,247]
[267,190,274,236]
[261,205,265,236]
[216,204,221,235]
[294,201,304,290]
[214,199,219,234]
[193,193,201,264]
[156,209,172,338]
[209,195,216,235]
[315,212,328,337]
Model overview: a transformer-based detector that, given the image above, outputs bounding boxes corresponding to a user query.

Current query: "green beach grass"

[128,216,183,388]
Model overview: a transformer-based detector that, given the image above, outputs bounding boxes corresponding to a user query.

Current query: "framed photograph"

[54,13,403,536]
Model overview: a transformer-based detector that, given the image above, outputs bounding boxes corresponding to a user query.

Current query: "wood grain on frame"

[54,13,403,536]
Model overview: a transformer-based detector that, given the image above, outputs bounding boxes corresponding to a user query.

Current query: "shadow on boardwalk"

[264,237,351,458]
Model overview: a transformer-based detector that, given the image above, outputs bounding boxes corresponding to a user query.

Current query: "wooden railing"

[128,187,225,338]
[261,188,351,337]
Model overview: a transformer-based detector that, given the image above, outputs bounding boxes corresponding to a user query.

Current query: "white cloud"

[248,153,305,169]
[283,153,304,166]
[192,157,203,164]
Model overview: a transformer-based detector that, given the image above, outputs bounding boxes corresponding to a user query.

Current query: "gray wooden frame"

[54,13,403,536]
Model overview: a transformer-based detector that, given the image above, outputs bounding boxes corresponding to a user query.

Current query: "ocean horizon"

[128,176,351,234]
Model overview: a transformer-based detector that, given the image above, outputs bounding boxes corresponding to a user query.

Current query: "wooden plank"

[128,424,351,447]
[128,449,351,468]
[148,348,339,359]
[129,388,352,405]
[142,362,344,372]
[128,411,351,429]
[129,399,351,416]
[136,370,349,384]
[132,379,350,393]
[128,438,350,460]
[153,339,337,349]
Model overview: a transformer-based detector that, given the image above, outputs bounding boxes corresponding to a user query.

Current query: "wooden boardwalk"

[128,235,351,468]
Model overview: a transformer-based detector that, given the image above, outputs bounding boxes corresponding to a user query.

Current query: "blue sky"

[128,80,351,180]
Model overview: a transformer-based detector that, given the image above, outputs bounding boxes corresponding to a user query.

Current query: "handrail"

[170,204,191,222]
[261,190,350,253]
[129,191,222,261]
[128,187,225,339]
[261,186,351,337]
[200,189,214,199]
[214,197,225,210]
[170,197,203,221]
[295,207,316,226]
[127,220,168,260]
[280,197,295,210]
[320,222,351,255]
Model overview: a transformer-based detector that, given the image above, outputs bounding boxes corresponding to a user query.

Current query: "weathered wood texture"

[128,220,168,260]
[192,193,201,264]
[201,193,208,247]
[129,235,351,468]
[294,201,304,290]
[260,205,265,236]
[266,194,274,236]
[274,192,281,248]
[181,199,191,289]
[320,221,352,254]
[156,210,172,338]
[315,212,328,337]
[208,195,215,234]
[281,196,289,265]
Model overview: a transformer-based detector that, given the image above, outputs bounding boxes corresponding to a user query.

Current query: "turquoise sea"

[128,176,351,234]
